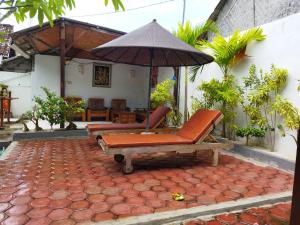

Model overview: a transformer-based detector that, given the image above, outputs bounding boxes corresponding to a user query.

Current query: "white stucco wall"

[0,72,31,116]
[31,55,173,109]
[0,54,174,117]
[185,12,300,159]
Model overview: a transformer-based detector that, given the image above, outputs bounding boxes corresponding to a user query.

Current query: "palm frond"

[197,27,266,76]
[190,65,204,82]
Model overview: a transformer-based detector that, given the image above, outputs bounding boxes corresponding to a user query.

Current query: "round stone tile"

[93,212,114,222]
[6,204,31,216]
[146,199,165,208]
[0,194,13,203]
[110,203,131,215]
[49,199,71,209]
[30,198,50,208]
[27,207,52,218]
[48,208,73,221]
[70,200,89,210]
[0,203,10,212]
[67,192,86,201]
[2,214,29,225]
[102,187,121,196]
[106,196,124,204]
[120,189,138,198]
[87,194,106,203]
[71,209,94,223]
[50,190,69,200]
[25,217,51,225]
[90,202,110,213]
[85,186,102,195]
[10,195,32,205]
[50,218,75,225]
[133,184,149,192]
[131,206,154,216]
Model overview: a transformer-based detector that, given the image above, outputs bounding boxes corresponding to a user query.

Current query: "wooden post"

[7,91,11,123]
[290,127,300,225]
[59,21,66,129]
[0,90,3,129]
[60,21,66,97]
[173,67,180,108]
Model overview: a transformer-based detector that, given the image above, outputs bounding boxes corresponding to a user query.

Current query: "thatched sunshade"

[92,20,213,127]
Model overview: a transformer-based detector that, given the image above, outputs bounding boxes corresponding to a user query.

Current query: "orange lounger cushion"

[87,123,145,132]
[102,133,193,148]
[177,109,222,143]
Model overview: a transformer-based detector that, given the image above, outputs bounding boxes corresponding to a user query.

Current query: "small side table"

[114,111,136,124]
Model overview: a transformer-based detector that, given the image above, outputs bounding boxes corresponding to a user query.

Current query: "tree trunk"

[222,102,226,137]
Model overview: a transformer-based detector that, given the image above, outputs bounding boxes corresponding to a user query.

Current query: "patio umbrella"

[92,19,214,128]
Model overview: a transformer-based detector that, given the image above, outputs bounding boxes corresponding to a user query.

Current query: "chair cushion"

[177,109,222,143]
[88,98,105,110]
[111,99,127,110]
[141,106,170,128]
[102,133,192,148]
[88,123,145,132]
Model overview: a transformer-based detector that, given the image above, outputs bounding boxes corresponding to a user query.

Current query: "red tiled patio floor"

[185,202,291,225]
[0,138,294,224]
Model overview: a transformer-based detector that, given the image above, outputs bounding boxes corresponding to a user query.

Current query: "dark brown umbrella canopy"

[92,20,213,67]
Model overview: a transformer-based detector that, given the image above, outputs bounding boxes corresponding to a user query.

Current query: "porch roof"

[11,17,126,60]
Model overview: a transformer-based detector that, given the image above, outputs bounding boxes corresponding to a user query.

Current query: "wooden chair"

[110,99,129,121]
[98,109,233,174]
[87,106,170,135]
[87,98,109,121]
[64,97,86,121]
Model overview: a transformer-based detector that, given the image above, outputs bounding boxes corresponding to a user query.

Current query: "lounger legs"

[212,149,219,166]
[122,154,134,174]
[114,154,124,163]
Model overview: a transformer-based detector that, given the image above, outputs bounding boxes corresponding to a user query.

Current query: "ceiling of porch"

[11,17,126,60]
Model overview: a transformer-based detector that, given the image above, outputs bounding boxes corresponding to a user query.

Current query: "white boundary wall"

[182,12,300,159]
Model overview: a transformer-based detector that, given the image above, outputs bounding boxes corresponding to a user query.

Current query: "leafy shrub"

[34,87,65,129]
[241,64,289,150]
[21,106,43,131]
[236,127,265,145]
[34,87,85,130]
[150,79,175,108]
[63,98,85,130]
[197,75,241,138]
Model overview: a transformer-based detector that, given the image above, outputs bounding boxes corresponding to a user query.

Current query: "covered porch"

[6,17,179,123]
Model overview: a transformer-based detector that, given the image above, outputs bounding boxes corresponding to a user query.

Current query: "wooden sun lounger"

[98,109,233,174]
[87,106,170,136]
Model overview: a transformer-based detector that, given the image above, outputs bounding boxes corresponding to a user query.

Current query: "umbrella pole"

[146,50,154,130]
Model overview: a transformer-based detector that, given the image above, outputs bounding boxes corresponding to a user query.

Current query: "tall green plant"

[241,64,290,150]
[191,28,266,137]
[197,75,241,138]
[150,79,175,109]
[173,20,219,122]
[150,79,182,127]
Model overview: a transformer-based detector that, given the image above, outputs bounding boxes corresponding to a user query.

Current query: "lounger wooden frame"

[98,115,233,174]
[90,115,167,136]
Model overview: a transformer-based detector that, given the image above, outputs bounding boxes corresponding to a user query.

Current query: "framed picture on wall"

[92,63,112,87]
